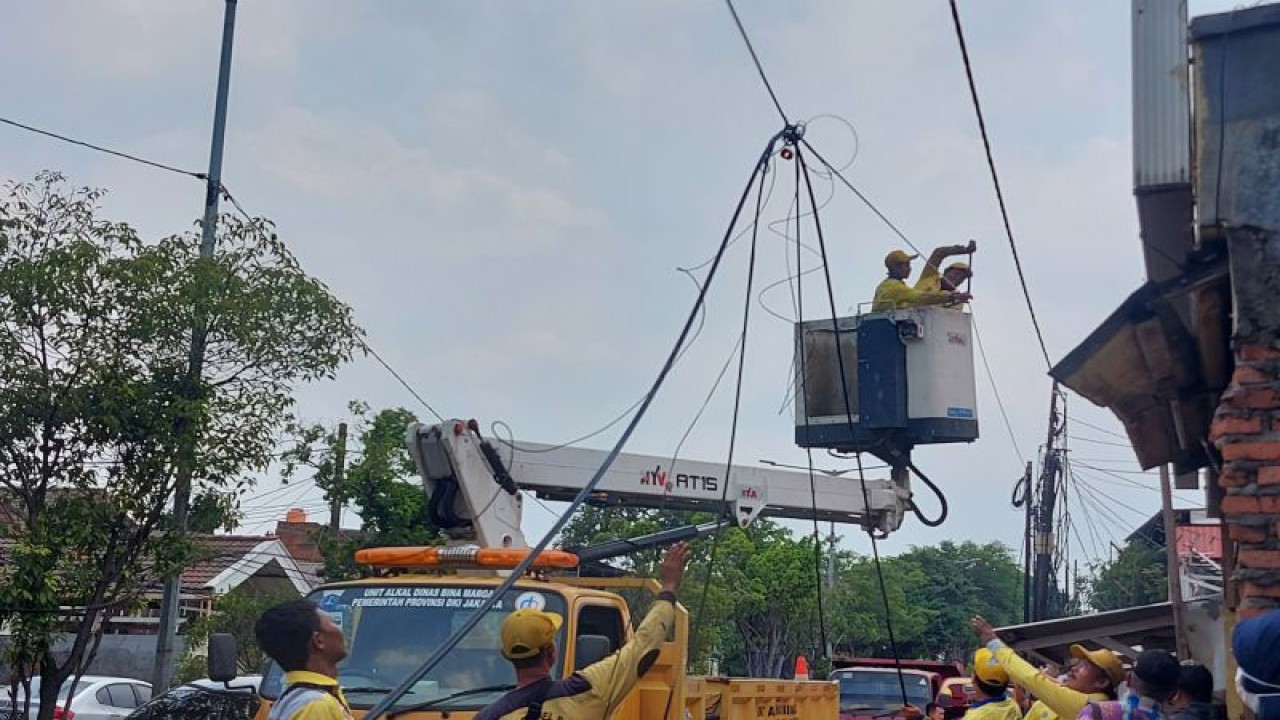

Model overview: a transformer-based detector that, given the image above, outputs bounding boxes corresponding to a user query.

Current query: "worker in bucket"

[1075,649,1180,720]
[872,248,972,312]
[915,241,977,311]
[904,648,1020,720]
[474,542,691,720]
[972,616,1122,720]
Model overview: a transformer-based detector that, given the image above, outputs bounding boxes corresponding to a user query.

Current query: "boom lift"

[238,418,916,720]
[408,419,913,549]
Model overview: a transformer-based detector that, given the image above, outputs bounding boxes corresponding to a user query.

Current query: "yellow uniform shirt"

[965,696,1024,720]
[476,596,676,720]
[872,277,954,312]
[267,671,353,720]
[913,268,967,312]
[986,642,1107,720]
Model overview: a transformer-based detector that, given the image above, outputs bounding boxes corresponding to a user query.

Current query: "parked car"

[0,675,152,720]
[124,676,261,720]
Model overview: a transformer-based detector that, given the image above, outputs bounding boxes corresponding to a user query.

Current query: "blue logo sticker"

[320,594,341,611]
[947,407,974,419]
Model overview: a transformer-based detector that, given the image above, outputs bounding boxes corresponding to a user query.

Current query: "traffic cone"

[795,654,810,681]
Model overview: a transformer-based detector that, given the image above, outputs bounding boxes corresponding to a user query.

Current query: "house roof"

[184,535,313,595]
[0,534,314,597]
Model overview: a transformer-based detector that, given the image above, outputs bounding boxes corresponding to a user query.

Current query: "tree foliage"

[283,401,441,579]
[176,587,298,682]
[559,507,1026,675]
[0,172,361,717]
[1084,539,1167,612]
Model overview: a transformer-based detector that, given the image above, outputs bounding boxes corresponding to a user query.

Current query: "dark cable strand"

[0,116,206,179]
[946,0,1051,368]
[362,131,780,720]
[723,0,789,124]
[797,145,906,704]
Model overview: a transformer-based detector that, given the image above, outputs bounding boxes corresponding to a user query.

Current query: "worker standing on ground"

[971,616,1122,720]
[474,542,692,720]
[1168,662,1215,720]
[255,599,353,720]
[872,248,972,312]
[905,649,1020,720]
[1075,649,1180,720]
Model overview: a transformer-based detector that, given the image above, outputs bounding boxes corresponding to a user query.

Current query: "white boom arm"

[406,420,910,550]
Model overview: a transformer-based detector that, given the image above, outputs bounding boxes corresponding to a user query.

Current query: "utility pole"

[1020,461,1034,623]
[329,422,349,532]
[1159,464,1189,658]
[1032,382,1063,622]
[152,0,239,692]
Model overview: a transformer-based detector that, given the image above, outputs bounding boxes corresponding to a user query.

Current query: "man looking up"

[255,599,352,720]
[972,616,1122,720]
[475,542,692,720]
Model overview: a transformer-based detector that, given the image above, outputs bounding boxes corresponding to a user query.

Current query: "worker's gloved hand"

[949,291,972,303]
[971,615,998,644]
[902,704,924,720]
[660,542,692,595]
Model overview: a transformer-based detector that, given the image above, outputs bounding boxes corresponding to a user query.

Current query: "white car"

[0,675,152,720]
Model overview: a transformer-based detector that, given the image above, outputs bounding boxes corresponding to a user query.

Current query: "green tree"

[283,402,441,579]
[176,587,298,682]
[0,173,361,718]
[827,552,934,659]
[891,541,1024,661]
[1085,540,1167,612]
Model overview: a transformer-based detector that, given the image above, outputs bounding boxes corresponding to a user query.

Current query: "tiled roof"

[181,534,275,588]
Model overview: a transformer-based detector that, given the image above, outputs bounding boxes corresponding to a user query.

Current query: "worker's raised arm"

[576,543,690,711]
[971,616,1093,720]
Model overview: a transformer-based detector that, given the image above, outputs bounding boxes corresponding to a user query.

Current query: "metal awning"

[1049,252,1229,473]
[994,603,1176,666]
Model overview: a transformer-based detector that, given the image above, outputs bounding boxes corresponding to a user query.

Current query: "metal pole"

[1159,463,1190,658]
[329,423,348,532]
[1021,461,1033,623]
[152,0,238,692]
[1033,383,1061,621]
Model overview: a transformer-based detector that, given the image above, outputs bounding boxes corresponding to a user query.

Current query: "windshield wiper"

[343,686,404,694]
[387,684,516,718]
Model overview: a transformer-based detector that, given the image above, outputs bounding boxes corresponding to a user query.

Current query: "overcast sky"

[0,1,1245,573]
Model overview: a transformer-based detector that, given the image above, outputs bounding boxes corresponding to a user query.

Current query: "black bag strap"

[522,681,554,720]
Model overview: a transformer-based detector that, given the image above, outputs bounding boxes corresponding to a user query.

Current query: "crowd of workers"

[248,543,1280,720]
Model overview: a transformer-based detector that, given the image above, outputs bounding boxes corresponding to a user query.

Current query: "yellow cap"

[885,250,918,268]
[1070,644,1125,687]
[501,609,563,659]
[945,262,971,274]
[973,648,1008,686]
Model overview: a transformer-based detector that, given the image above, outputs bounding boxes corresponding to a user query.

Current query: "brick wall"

[1210,342,1280,599]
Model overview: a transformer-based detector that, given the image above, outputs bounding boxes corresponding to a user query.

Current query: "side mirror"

[574,634,613,670]
[208,633,239,683]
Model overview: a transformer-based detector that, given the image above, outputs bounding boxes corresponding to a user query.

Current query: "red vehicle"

[831,658,967,720]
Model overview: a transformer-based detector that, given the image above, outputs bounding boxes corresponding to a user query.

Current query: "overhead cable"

[361,130,785,720]
[946,0,1052,368]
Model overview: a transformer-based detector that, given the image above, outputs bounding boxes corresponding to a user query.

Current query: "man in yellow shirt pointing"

[971,616,1122,720]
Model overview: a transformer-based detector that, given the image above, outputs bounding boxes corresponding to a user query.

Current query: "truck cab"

[255,574,644,719]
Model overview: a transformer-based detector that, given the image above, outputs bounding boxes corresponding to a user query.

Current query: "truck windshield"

[836,671,933,714]
[261,584,566,711]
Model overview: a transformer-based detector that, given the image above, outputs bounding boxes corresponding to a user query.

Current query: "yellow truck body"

[251,573,836,720]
